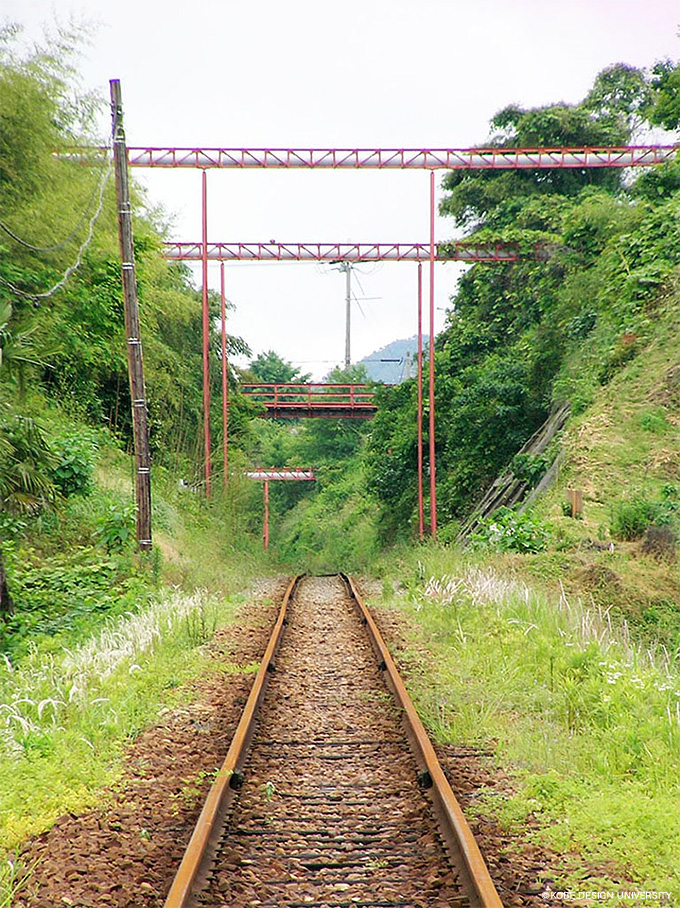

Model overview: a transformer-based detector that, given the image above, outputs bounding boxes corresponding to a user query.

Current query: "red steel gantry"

[245,469,316,550]
[118,115,680,545]
[128,145,679,170]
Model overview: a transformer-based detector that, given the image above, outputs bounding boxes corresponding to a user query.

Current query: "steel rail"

[163,575,300,908]
[342,573,504,908]
[164,574,502,908]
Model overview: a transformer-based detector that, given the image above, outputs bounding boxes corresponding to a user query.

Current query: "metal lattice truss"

[245,469,316,481]
[128,145,680,170]
[163,241,532,263]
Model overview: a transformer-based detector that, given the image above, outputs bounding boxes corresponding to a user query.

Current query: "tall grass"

[0,589,231,853]
[385,552,680,899]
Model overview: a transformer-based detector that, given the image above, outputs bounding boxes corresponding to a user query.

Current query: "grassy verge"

[376,544,680,903]
[0,587,238,902]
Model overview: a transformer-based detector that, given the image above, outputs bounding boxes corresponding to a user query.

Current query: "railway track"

[164,574,503,908]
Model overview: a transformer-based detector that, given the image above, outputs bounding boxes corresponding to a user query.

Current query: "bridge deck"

[241,383,377,419]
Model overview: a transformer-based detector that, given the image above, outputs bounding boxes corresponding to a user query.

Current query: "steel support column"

[220,262,229,488]
[201,170,212,497]
[417,262,424,541]
[344,262,351,369]
[263,480,270,551]
[428,172,437,538]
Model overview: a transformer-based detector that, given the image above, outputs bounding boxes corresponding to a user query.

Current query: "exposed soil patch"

[14,579,288,908]
[574,562,624,593]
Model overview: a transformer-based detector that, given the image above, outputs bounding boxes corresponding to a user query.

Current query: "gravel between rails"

[197,575,464,908]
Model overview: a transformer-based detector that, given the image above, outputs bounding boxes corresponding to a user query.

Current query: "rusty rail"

[165,574,503,908]
[163,575,300,908]
[341,573,504,908]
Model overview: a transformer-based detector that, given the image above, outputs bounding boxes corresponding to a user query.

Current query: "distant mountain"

[357,335,429,384]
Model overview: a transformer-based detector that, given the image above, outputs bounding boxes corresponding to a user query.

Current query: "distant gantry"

[163,241,535,263]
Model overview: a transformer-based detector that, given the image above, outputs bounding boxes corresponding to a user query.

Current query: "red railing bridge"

[241,383,377,419]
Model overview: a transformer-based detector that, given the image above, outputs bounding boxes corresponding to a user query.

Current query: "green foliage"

[0,412,56,515]
[0,586,235,868]
[0,27,249,472]
[50,431,96,496]
[276,464,380,572]
[439,66,642,230]
[648,59,680,131]
[0,543,150,658]
[394,562,680,894]
[582,63,653,135]
[248,349,310,383]
[94,502,136,552]
[609,490,679,541]
[469,506,550,553]
[510,452,552,486]
[366,64,680,537]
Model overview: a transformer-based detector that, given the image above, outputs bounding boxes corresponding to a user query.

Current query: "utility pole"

[110,79,152,551]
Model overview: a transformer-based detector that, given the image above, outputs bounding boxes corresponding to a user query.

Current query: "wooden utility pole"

[110,79,152,551]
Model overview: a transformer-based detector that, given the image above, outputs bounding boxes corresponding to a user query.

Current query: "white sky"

[5,0,680,377]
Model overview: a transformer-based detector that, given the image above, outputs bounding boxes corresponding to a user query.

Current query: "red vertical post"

[201,170,212,497]
[417,262,424,541]
[429,171,438,538]
[263,480,270,551]
[220,262,229,488]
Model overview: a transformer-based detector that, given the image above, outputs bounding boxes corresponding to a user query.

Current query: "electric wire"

[0,151,112,302]
[0,150,111,253]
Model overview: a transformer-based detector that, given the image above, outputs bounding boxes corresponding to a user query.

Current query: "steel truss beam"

[163,241,528,263]
[128,145,680,170]
[245,470,315,481]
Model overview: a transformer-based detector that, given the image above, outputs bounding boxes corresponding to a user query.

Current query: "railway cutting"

[165,575,502,908]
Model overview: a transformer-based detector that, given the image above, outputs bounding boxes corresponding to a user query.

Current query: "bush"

[50,433,96,497]
[470,507,549,553]
[511,452,552,486]
[609,491,678,541]
[0,414,56,514]
[94,503,136,552]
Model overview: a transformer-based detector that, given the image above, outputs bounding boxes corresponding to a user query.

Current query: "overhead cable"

[0,151,111,253]
[0,152,112,302]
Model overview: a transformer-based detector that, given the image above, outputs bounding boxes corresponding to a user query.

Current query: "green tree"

[648,59,680,131]
[364,63,675,535]
[249,350,310,384]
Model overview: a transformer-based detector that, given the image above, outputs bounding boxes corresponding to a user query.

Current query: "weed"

[260,780,277,801]
[609,493,677,541]
[0,852,35,908]
[182,601,218,646]
[0,589,233,851]
[94,503,136,553]
[469,507,550,553]
[50,432,96,497]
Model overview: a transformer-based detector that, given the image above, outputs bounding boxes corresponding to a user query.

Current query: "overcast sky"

[5,0,680,377]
